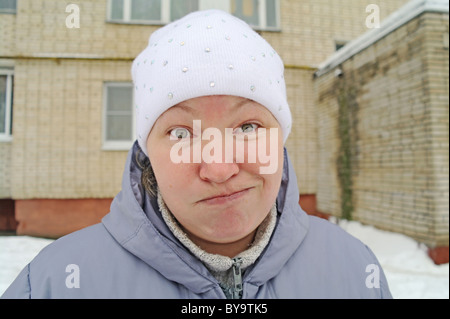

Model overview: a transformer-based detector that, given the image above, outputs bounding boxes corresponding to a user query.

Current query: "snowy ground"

[333,218,449,299]
[0,219,448,298]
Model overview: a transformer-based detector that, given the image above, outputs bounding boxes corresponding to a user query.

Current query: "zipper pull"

[232,257,243,299]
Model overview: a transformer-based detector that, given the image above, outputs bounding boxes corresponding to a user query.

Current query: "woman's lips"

[199,188,251,205]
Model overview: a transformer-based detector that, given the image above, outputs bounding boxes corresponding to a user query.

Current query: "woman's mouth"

[199,188,252,205]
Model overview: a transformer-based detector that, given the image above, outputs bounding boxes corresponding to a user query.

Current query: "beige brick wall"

[284,67,317,194]
[12,0,155,59]
[422,12,449,246]
[0,13,16,57]
[0,13,16,199]
[10,59,131,199]
[314,12,449,247]
[0,142,12,198]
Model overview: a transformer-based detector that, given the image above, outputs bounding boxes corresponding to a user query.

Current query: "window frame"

[106,0,281,31]
[231,0,281,31]
[107,0,169,25]
[102,82,135,151]
[0,68,14,142]
[0,0,17,14]
[263,0,281,31]
[335,39,349,51]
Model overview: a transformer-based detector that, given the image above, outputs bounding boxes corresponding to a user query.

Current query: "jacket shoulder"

[35,223,120,264]
[3,224,124,298]
[307,216,366,247]
[277,216,392,298]
[304,216,384,268]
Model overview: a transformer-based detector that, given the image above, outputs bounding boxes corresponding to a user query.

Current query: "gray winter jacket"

[2,143,392,299]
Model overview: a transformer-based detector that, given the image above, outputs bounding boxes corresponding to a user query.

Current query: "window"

[107,0,280,30]
[103,82,135,150]
[335,40,349,51]
[230,0,279,30]
[170,0,198,21]
[0,69,13,141]
[0,0,16,14]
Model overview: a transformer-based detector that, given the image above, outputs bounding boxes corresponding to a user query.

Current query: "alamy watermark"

[65,264,80,289]
[65,4,80,29]
[365,264,380,289]
[366,4,381,29]
[169,120,279,175]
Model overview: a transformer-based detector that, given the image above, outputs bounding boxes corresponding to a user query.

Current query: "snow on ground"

[333,218,449,299]
[0,219,448,298]
[0,235,53,296]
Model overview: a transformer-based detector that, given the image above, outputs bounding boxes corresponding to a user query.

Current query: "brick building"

[7,0,444,248]
[314,0,449,263]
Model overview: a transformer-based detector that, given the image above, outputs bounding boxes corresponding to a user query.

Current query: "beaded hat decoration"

[132,9,292,156]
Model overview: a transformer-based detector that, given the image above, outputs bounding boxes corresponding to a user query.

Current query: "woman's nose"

[198,162,239,184]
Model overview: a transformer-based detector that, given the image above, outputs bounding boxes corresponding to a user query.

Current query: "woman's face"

[147,95,283,248]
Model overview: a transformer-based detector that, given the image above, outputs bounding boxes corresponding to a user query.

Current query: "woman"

[2,10,391,299]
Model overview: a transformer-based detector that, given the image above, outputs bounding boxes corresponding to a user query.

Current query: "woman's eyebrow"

[234,99,256,111]
[171,103,200,116]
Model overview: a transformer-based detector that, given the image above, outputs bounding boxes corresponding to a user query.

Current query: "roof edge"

[314,0,449,78]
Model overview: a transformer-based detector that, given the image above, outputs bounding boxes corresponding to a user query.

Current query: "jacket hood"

[102,142,309,295]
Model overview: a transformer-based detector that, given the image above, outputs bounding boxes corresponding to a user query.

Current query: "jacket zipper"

[231,257,243,299]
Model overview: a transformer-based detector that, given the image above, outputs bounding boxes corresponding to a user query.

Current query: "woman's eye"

[170,127,191,139]
[234,123,258,134]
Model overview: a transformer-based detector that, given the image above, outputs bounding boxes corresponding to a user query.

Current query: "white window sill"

[0,10,17,15]
[0,136,13,143]
[105,20,281,32]
[106,19,166,26]
[102,141,133,151]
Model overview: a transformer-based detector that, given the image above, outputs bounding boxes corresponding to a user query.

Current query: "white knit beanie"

[132,9,292,156]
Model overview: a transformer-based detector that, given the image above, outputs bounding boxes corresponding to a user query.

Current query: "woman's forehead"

[159,95,269,120]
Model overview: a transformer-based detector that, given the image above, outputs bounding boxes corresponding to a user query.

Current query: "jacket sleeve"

[1,264,31,299]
